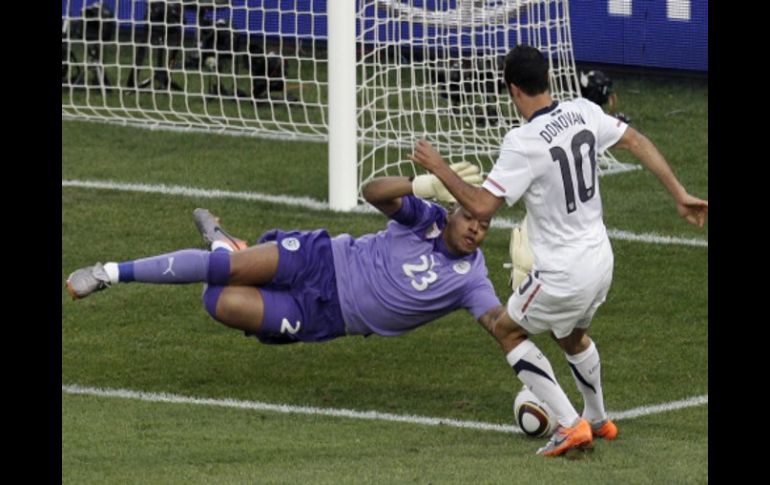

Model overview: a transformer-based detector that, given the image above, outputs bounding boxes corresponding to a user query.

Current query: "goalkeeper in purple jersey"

[66,174,514,348]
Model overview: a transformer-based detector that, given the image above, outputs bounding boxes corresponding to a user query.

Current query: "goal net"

[61,0,635,209]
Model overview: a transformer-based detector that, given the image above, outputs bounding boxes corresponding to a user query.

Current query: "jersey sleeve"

[580,98,629,153]
[460,274,502,320]
[390,194,447,236]
[482,130,534,206]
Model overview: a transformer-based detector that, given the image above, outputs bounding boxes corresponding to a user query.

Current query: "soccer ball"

[513,386,557,438]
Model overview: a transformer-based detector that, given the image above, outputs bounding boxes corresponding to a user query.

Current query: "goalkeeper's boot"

[591,418,618,440]
[536,418,593,457]
[66,263,111,300]
[193,208,248,252]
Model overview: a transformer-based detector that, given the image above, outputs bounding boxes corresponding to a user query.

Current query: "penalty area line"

[62,179,708,248]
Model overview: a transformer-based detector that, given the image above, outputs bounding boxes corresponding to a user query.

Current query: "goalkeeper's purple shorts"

[247,228,346,345]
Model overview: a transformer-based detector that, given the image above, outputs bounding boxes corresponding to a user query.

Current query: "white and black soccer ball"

[513,386,557,438]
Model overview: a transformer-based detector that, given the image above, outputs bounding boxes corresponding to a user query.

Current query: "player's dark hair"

[504,45,549,96]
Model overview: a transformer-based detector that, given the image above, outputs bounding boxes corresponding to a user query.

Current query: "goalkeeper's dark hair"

[503,45,550,96]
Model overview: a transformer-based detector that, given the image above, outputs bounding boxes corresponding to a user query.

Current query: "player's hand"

[509,215,533,290]
[412,162,482,202]
[677,194,708,228]
[409,139,447,172]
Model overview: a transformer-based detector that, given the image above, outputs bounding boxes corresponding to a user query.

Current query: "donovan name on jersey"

[538,109,587,144]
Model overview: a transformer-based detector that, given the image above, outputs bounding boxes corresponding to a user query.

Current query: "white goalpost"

[61,0,635,211]
[328,1,358,210]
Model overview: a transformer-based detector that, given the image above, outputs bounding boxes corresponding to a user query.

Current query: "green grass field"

[62,75,707,483]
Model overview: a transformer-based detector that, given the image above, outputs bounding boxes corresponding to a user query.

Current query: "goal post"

[61,0,635,211]
[328,0,358,211]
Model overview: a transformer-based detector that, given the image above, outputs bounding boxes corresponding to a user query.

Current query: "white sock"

[506,339,580,428]
[565,339,606,423]
[211,241,234,252]
[103,262,120,284]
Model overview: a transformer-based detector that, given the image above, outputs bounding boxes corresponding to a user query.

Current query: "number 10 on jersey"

[550,129,597,214]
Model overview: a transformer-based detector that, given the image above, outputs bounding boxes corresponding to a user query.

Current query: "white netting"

[61,1,635,204]
[62,0,328,140]
[358,0,634,187]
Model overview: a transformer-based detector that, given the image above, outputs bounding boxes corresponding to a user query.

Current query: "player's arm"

[612,126,708,227]
[363,163,485,216]
[362,176,413,216]
[409,139,503,221]
[477,305,526,354]
[477,305,507,335]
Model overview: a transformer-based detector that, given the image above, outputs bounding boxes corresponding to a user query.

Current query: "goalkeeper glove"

[509,215,534,290]
[412,162,483,203]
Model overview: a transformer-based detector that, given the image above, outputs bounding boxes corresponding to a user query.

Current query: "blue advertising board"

[62,0,707,72]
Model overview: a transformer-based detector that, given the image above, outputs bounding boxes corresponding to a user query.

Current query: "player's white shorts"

[507,249,613,339]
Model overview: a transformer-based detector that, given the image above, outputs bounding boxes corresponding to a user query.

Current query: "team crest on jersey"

[281,237,301,251]
[425,222,441,239]
[453,261,471,274]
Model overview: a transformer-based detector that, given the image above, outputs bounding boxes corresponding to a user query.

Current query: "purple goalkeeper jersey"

[331,195,501,336]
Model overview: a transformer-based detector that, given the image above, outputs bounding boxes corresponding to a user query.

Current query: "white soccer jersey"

[483,98,627,277]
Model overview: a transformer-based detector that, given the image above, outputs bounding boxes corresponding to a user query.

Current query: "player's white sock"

[211,241,234,252]
[103,262,120,284]
[565,339,607,423]
[506,339,580,428]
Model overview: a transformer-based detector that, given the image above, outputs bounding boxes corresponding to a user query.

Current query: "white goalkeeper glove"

[509,215,534,291]
[412,162,483,203]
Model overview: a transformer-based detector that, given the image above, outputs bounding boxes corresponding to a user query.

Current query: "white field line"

[62,179,708,248]
[610,394,708,420]
[62,384,707,435]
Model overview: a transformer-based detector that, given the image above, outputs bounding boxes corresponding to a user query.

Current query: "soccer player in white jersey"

[410,44,708,457]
